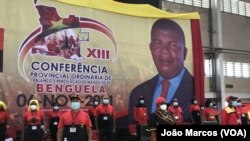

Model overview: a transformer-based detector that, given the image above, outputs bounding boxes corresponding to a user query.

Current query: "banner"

[0,0,203,131]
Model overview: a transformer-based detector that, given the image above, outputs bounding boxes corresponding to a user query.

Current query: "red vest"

[133,107,148,125]
[168,105,183,125]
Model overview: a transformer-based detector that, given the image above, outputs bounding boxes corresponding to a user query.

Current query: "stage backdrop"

[0,0,203,129]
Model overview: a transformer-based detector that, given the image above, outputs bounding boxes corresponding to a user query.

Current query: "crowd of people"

[32,31,84,61]
[129,95,250,141]
[0,94,116,141]
[0,94,249,141]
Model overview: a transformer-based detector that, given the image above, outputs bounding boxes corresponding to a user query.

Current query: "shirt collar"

[158,67,185,86]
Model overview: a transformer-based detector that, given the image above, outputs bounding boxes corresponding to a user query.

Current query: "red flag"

[0,28,3,51]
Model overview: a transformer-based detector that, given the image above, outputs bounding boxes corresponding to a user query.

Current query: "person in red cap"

[57,95,92,141]
[221,96,240,125]
[148,97,175,141]
[189,97,202,125]
[168,98,183,125]
[132,96,148,141]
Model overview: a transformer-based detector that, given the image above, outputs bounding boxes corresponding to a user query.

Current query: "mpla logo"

[18,4,118,81]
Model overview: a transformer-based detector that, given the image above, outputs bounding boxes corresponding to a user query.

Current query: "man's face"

[150,29,187,79]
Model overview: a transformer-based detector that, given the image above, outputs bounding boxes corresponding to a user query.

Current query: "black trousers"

[99,129,114,141]
[0,123,7,141]
[63,125,87,141]
[24,125,43,141]
[50,124,58,141]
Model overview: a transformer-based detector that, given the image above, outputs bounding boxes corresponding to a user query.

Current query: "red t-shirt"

[0,111,9,123]
[202,108,219,121]
[23,110,44,125]
[94,104,115,117]
[168,105,183,124]
[58,110,92,128]
[133,107,148,125]
[88,107,96,116]
[189,104,200,113]
[47,110,64,119]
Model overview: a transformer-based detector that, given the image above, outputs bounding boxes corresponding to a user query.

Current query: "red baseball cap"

[155,97,166,105]
[226,96,238,102]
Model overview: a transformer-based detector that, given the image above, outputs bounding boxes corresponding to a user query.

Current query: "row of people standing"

[189,96,249,125]
[132,96,250,141]
[0,94,116,141]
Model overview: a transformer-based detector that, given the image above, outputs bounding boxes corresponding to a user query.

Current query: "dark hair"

[190,97,197,104]
[151,18,185,45]
[70,95,81,101]
[205,99,212,108]
[139,96,144,100]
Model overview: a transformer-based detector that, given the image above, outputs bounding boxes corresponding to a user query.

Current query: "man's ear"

[149,42,153,51]
[183,47,187,60]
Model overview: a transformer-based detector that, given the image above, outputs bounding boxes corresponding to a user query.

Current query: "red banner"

[0,28,3,51]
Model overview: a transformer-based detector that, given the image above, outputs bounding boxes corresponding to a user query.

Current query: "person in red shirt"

[23,99,46,141]
[168,98,183,125]
[148,97,175,141]
[133,96,148,141]
[236,99,249,125]
[221,96,240,125]
[95,95,116,141]
[57,95,92,141]
[0,100,9,141]
[202,99,219,125]
[87,98,100,141]
[87,98,100,130]
[189,97,201,125]
[47,102,64,141]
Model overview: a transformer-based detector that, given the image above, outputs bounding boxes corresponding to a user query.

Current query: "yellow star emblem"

[49,19,68,30]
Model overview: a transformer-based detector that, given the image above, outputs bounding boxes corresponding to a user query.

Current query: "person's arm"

[201,109,206,124]
[189,106,194,124]
[221,109,227,125]
[150,130,157,141]
[5,111,10,127]
[112,108,116,134]
[94,116,99,133]
[86,127,92,141]
[23,112,27,129]
[45,113,51,132]
[57,128,64,141]
[40,111,48,132]
[94,107,99,133]
[133,107,138,123]
[180,108,184,124]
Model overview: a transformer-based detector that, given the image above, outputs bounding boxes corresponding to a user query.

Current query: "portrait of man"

[128,18,194,124]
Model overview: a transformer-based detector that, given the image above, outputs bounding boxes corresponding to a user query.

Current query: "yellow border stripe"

[53,0,200,19]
